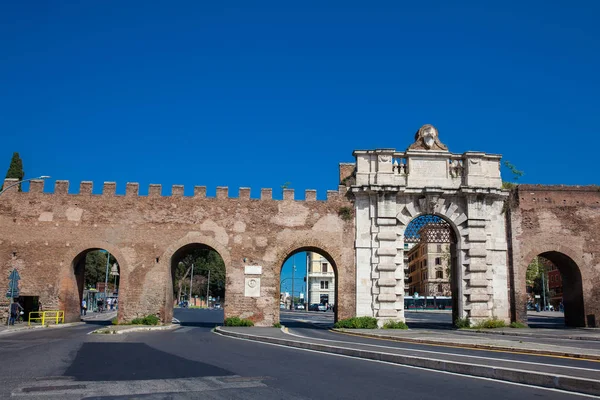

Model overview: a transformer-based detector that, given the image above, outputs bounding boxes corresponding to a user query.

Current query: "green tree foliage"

[84,250,119,290]
[173,248,226,301]
[3,152,25,191]
[502,160,524,189]
[526,257,548,298]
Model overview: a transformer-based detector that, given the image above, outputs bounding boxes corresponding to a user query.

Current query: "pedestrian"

[97,298,104,313]
[81,299,87,316]
[9,300,24,325]
[107,297,112,311]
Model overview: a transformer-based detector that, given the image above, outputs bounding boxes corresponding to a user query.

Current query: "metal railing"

[28,310,65,326]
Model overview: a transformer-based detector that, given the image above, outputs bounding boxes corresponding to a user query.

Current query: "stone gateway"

[1,125,598,327]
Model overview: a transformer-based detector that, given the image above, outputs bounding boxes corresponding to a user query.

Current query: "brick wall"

[508,185,600,327]
[0,178,355,326]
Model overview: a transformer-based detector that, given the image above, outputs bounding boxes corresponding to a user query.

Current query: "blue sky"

[2,2,599,286]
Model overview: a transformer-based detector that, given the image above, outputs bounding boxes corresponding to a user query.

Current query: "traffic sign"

[5,288,19,298]
[8,269,20,282]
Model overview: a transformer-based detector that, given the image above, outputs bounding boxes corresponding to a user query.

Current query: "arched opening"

[72,249,120,322]
[278,248,338,328]
[404,214,458,329]
[525,252,585,328]
[169,243,226,326]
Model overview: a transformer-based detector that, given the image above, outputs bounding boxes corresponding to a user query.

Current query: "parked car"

[309,303,321,311]
[214,303,221,309]
[317,304,327,312]
[280,303,286,310]
[178,301,188,308]
[295,303,305,311]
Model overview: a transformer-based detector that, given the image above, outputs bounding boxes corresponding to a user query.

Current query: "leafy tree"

[3,152,25,191]
[173,248,226,302]
[84,250,119,290]
[526,257,549,300]
[502,160,524,189]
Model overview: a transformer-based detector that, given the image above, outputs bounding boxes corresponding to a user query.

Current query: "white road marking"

[12,376,267,398]
[214,331,600,399]
[283,329,600,374]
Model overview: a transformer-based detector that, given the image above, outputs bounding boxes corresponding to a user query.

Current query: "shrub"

[334,316,378,329]
[111,318,119,325]
[338,206,354,222]
[382,320,408,330]
[224,317,254,327]
[472,318,506,329]
[130,315,160,326]
[272,322,282,328]
[454,317,471,329]
[510,321,527,329]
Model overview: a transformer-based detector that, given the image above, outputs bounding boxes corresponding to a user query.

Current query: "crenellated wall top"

[1,178,349,202]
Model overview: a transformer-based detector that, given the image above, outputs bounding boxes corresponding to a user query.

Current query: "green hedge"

[224,317,254,327]
[334,316,378,329]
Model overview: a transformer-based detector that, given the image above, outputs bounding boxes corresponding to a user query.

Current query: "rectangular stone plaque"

[245,277,260,297]
[245,265,262,275]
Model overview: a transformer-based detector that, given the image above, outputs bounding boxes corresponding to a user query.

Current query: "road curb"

[466,329,600,342]
[0,322,83,335]
[91,324,179,334]
[331,329,600,361]
[216,327,600,396]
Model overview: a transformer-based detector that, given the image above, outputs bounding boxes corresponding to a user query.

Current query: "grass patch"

[454,317,471,329]
[224,317,254,327]
[510,321,528,328]
[272,322,282,328]
[334,316,378,329]
[382,320,409,330]
[472,318,506,329]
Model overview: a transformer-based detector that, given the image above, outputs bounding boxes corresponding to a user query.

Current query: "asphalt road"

[0,309,594,399]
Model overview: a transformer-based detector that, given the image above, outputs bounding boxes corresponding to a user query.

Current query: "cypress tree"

[4,152,25,191]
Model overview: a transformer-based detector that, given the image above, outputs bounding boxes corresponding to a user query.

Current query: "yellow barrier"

[28,310,65,326]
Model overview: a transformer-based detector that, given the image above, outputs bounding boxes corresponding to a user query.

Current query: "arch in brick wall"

[522,245,585,327]
[160,234,231,324]
[399,212,464,324]
[276,240,343,322]
[59,243,128,324]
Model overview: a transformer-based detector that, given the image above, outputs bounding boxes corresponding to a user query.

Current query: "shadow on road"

[65,342,234,381]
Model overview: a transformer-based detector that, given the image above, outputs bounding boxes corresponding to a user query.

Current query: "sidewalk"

[332,328,600,359]
[215,326,600,396]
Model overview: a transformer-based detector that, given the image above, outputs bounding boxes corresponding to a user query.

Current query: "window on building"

[436,270,443,279]
[321,263,328,273]
[324,281,329,289]
[438,284,443,293]
[435,257,441,265]
[320,281,325,289]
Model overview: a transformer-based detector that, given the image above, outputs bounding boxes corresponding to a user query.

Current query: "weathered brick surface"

[0,178,355,326]
[508,185,600,327]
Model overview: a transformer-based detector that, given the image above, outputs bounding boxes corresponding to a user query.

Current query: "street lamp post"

[189,263,194,306]
[0,176,50,196]
[291,254,296,310]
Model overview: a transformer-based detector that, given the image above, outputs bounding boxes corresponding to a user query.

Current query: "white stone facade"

[351,125,509,326]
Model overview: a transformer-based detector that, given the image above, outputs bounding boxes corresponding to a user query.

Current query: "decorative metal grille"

[404,215,455,243]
